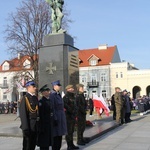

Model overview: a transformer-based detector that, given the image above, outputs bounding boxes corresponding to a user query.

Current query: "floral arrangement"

[86,120,93,127]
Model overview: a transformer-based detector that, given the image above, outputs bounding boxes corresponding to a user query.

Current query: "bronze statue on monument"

[46,0,66,33]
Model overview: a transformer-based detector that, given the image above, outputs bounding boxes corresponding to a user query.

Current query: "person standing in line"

[114,87,123,125]
[50,80,67,150]
[89,97,94,117]
[76,84,88,146]
[19,81,39,150]
[37,84,53,150]
[63,84,79,150]
[111,94,116,120]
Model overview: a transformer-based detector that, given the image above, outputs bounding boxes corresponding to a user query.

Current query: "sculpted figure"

[46,0,66,33]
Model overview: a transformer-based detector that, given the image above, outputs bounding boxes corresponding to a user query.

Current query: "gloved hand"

[53,120,58,126]
[23,130,30,137]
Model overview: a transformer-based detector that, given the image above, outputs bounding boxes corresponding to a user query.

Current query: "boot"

[82,138,89,143]
[77,140,85,146]
[71,141,79,149]
[67,141,74,150]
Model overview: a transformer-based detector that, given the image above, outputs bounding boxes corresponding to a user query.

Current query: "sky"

[0,0,150,69]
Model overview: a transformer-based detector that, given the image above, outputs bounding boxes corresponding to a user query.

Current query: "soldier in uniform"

[19,81,39,150]
[76,84,87,146]
[63,85,79,150]
[50,80,67,150]
[114,87,123,124]
[37,84,53,150]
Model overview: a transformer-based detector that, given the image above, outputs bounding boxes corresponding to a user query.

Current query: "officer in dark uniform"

[63,85,79,150]
[19,81,39,150]
[50,80,67,150]
[37,84,53,150]
[76,84,87,146]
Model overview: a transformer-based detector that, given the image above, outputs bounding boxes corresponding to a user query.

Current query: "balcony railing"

[87,82,99,87]
[0,83,8,89]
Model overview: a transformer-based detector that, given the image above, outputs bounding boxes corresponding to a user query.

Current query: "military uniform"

[50,80,67,150]
[63,87,79,150]
[114,92,123,124]
[37,84,53,150]
[20,92,39,150]
[76,91,87,145]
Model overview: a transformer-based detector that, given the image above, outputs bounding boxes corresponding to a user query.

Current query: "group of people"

[111,87,133,125]
[19,80,88,150]
[0,100,17,114]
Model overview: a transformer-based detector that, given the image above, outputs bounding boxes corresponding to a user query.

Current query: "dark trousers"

[77,115,86,142]
[52,136,62,150]
[89,109,93,115]
[66,118,75,142]
[125,112,131,122]
[22,131,37,150]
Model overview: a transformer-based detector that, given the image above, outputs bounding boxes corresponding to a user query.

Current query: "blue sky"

[0,0,150,69]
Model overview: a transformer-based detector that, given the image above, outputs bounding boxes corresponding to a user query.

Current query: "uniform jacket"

[49,90,67,137]
[19,93,39,132]
[63,92,77,119]
[114,92,123,107]
[76,92,87,116]
[37,96,53,147]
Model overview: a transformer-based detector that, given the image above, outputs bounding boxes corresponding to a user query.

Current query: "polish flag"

[93,94,110,116]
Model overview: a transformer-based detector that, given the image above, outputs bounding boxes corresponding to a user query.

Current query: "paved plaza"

[0,113,150,150]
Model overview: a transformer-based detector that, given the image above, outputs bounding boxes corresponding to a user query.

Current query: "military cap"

[39,84,50,93]
[65,84,74,90]
[123,89,128,93]
[76,83,84,89]
[51,80,61,86]
[25,81,35,87]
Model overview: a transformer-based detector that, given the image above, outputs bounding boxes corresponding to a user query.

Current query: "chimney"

[18,53,20,59]
[98,44,107,50]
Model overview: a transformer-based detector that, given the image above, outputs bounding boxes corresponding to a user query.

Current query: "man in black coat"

[37,84,53,150]
[19,81,39,150]
[76,84,87,146]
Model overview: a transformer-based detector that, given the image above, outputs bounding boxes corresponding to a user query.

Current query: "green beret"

[76,84,84,89]
[65,84,74,90]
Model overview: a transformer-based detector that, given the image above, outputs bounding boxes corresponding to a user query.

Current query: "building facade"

[110,62,150,98]
[79,45,121,99]
[0,55,34,102]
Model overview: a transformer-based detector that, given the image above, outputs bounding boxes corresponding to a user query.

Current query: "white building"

[79,45,121,99]
[110,62,150,98]
[0,55,34,102]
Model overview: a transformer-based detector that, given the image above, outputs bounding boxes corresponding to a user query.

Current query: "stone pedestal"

[39,33,79,91]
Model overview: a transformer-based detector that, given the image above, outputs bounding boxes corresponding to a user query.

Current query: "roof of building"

[79,45,118,67]
[0,55,37,72]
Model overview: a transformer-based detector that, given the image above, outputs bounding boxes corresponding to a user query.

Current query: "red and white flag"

[93,94,110,116]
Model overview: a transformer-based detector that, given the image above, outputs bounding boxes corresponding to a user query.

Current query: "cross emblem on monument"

[46,62,56,75]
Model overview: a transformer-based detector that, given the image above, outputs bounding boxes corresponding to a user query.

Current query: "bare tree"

[4,0,72,90]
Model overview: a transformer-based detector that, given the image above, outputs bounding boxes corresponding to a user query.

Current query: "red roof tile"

[79,46,117,67]
[0,55,37,72]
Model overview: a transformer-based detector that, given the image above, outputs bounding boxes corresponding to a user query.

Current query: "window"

[102,90,107,98]
[101,73,107,81]
[23,60,31,69]
[3,93,7,99]
[81,76,86,83]
[3,65,9,70]
[91,75,97,85]
[116,72,118,78]
[120,72,123,78]
[90,60,97,66]
[3,77,7,86]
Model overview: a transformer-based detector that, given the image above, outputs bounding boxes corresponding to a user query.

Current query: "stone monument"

[39,0,79,91]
